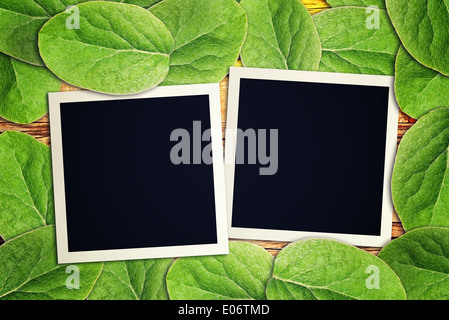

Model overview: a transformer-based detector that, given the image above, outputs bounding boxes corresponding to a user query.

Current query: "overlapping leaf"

[149,0,247,85]
[394,46,449,119]
[392,108,449,231]
[386,0,449,76]
[0,53,60,124]
[88,259,173,300]
[0,225,103,300]
[313,7,400,75]
[0,0,64,65]
[378,227,449,300]
[239,0,321,71]
[38,2,173,95]
[0,0,163,66]
[266,239,406,300]
[166,242,274,300]
[0,131,54,240]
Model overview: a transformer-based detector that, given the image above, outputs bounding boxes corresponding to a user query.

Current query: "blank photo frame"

[50,84,228,263]
[225,67,399,247]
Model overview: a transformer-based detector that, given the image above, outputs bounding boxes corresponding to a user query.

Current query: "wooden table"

[0,0,411,256]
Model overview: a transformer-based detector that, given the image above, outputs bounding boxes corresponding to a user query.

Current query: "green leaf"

[0,131,54,241]
[88,259,173,300]
[38,2,173,95]
[0,225,103,300]
[150,0,247,85]
[166,242,274,300]
[123,0,161,8]
[378,227,449,300]
[313,7,400,75]
[0,53,60,124]
[239,0,321,71]
[266,239,406,300]
[327,0,386,9]
[0,0,63,66]
[394,46,449,119]
[391,108,449,231]
[386,0,449,76]
[0,0,163,66]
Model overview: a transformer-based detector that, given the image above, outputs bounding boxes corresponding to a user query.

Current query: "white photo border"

[225,67,399,247]
[49,83,229,264]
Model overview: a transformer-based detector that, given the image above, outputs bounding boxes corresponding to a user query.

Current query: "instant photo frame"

[50,84,228,263]
[225,67,399,247]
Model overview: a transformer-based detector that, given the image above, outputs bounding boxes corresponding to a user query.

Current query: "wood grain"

[0,0,410,255]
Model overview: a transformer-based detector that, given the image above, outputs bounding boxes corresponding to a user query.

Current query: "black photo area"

[60,95,217,252]
[232,78,390,236]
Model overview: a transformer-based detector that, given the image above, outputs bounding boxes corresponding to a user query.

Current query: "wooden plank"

[0,0,410,255]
